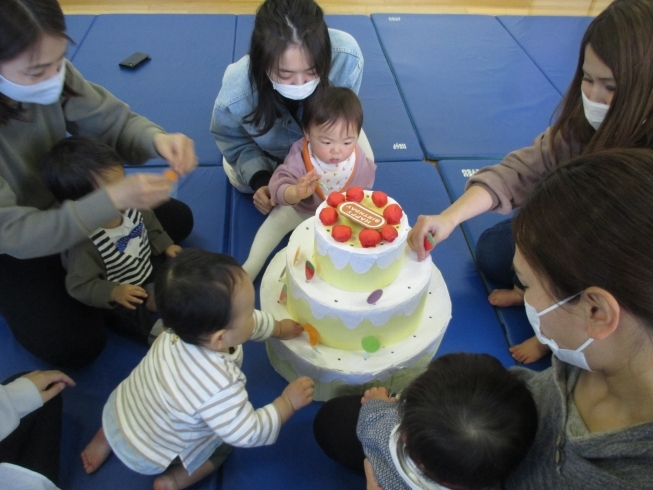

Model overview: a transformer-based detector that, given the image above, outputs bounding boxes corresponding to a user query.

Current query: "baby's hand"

[361,387,396,405]
[274,319,303,340]
[110,284,147,309]
[292,170,319,201]
[282,376,314,411]
[165,244,182,258]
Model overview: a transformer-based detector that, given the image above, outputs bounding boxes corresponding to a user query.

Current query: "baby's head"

[398,353,537,490]
[43,136,125,202]
[302,86,363,165]
[155,249,256,350]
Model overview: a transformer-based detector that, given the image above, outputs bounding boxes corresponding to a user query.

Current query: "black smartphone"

[119,52,151,69]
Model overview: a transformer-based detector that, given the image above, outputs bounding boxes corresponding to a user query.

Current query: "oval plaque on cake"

[336,201,386,230]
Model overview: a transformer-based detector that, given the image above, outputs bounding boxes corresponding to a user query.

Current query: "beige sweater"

[0,60,164,258]
[466,126,582,214]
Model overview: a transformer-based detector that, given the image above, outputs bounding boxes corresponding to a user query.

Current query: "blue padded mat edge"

[498,15,593,96]
[371,14,561,160]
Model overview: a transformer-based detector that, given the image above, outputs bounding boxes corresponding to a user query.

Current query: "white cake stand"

[261,246,452,401]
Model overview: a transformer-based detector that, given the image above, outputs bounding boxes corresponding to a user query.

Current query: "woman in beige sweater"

[408,0,653,364]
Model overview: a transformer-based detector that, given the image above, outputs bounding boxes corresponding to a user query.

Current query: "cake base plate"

[261,247,452,401]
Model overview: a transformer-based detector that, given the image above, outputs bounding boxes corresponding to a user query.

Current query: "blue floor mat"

[498,15,592,95]
[371,14,561,160]
[71,14,236,167]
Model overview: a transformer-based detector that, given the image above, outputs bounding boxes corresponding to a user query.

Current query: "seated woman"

[211,0,374,216]
[360,148,653,489]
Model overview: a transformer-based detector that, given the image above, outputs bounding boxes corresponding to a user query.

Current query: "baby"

[42,136,181,343]
[81,249,314,490]
[315,353,537,490]
[242,86,376,279]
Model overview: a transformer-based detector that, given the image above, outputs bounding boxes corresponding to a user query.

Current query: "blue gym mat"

[438,159,550,370]
[222,161,514,489]
[124,166,230,254]
[65,15,95,59]
[232,15,424,162]
[371,14,562,160]
[70,14,236,167]
[498,15,592,96]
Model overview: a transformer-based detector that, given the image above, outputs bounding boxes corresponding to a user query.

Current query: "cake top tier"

[315,189,409,251]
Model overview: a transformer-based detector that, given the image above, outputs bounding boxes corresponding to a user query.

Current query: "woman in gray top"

[0,0,197,368]
[365,148,653,490]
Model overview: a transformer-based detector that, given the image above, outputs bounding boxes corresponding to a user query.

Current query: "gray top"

[506,360,653,490]
[0,60,164,258]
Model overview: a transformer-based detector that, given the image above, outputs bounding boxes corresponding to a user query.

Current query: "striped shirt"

[90,209,152,286]
[112,310,279,471]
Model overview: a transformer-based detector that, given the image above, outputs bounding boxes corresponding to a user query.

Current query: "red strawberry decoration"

[327,192,346,208]
[305,260,315,280]
[345,186,364,202]
[319,207,338,225]
[424,233,435,251]
[332,225,352,242]
[371,191,388,208]
[381,225,398,242]
[383,204,403,225]
[359,229,382,248]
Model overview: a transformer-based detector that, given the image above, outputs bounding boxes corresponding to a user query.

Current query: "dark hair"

[398,353,537,489]
[514,148,653,328]
[0,0,77,125]
[551,0,653,155]
[244,0,331,135]
[155,249,245,345]
[42,136,124,202]
[301,86,363,135]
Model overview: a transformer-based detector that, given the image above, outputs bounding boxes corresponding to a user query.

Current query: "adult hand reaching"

[153,133,198,176]
[364,459,384,490]
[106,173,173,211]
[407,214,456,261]
[21,370,75,404]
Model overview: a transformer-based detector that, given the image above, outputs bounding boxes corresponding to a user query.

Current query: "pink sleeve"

[269,140,307,206]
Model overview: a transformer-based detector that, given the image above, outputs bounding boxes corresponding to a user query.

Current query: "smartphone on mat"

[119,52,151,69]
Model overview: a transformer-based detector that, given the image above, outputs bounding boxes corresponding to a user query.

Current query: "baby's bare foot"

[488,287,524,307]
[153,460,215,490]
[509,336,551,364]
[81,428,112,474]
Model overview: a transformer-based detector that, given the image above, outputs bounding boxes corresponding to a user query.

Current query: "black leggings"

[313,395,366,472]
[0,373,63,484]
[0,199,193,369]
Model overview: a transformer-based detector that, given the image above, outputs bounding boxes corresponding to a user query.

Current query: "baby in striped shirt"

[81,249,314,490]
[42,136,182,343]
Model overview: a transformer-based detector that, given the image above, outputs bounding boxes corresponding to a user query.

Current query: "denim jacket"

[210,28,364,190]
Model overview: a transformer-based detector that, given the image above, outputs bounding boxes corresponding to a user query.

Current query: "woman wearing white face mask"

[501,148,653,489]
[211,0,373,215]
[407,0,653,364]
[0,0,198,369]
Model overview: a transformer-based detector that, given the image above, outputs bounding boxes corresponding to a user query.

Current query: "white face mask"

[269,76,319,101]
[0,60,66,105]
[581,90,609,130]
[524,293,594,370]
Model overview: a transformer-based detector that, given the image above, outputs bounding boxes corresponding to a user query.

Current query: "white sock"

[242,205,311,280]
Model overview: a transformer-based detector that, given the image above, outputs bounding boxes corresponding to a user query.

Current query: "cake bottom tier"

[261,248,452,401]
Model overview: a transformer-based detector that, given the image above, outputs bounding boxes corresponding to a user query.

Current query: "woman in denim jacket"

[211,0,373,215]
